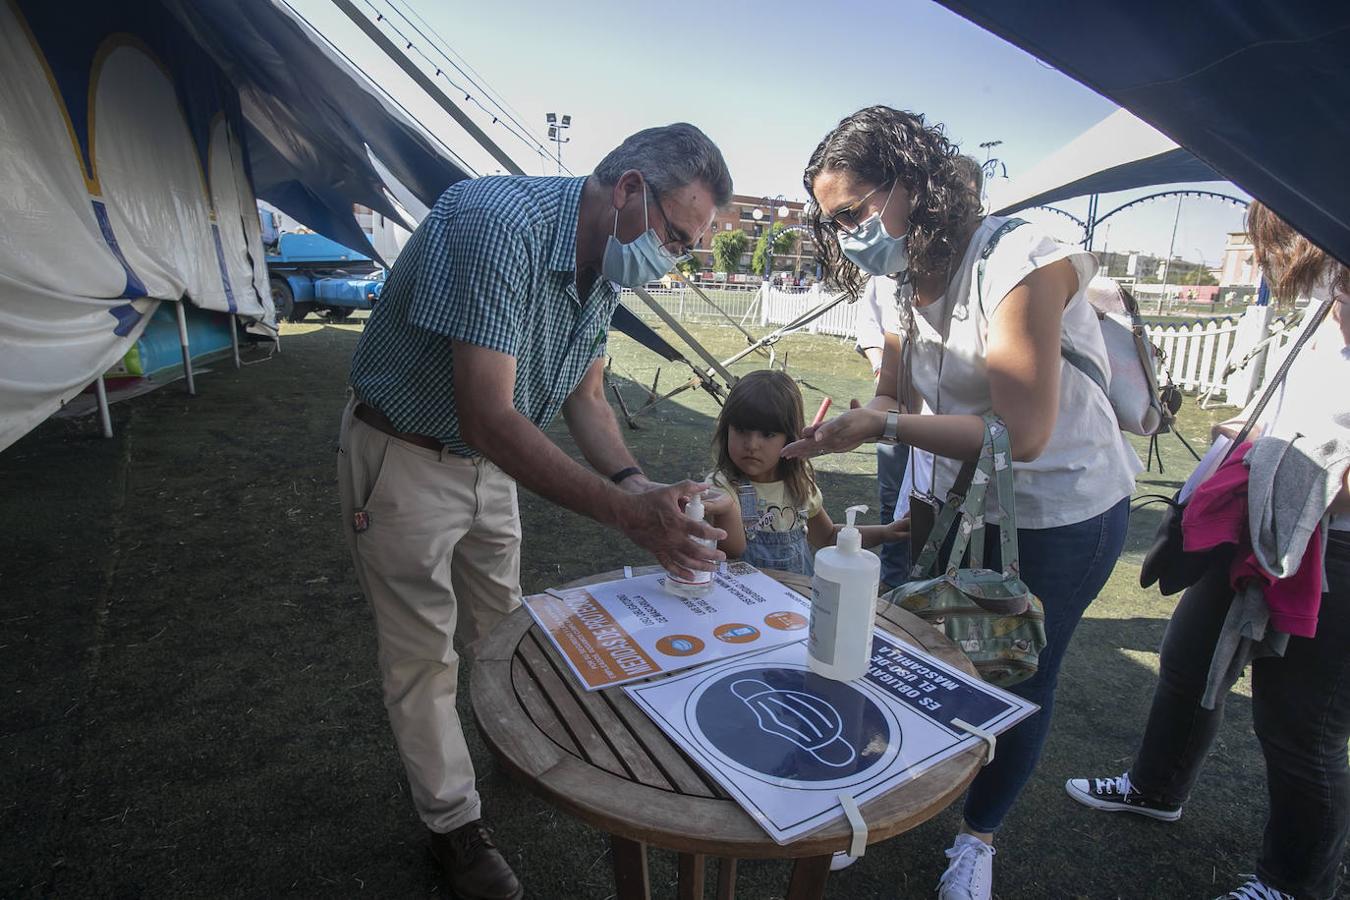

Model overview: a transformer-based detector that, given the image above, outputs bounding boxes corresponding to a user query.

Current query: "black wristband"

[609,466,644,484]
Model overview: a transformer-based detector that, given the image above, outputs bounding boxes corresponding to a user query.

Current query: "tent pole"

[329,0,524,176]
[230,315,241,370]
[630,287,737,384]
[93,376,113,439]
[175,301,196,396]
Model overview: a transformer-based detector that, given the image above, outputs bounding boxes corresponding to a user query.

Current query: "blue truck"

[260,209,385,323]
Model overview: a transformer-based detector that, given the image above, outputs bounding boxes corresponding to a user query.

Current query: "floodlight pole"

[546,112,571,174]
[1160,196,1183,313]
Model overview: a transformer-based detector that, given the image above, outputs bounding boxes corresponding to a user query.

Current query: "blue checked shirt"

[349,176,619,457]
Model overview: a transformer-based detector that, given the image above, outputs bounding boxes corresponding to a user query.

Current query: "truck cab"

[260,208,385,323]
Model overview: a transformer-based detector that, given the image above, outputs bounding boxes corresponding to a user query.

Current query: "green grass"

[1,317,1339,898]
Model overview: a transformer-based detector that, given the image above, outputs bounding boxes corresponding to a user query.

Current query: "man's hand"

[613,481,726,580]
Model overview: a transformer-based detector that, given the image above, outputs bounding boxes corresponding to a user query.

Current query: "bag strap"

[1222,296,1337,461]
[945,423,995,575]
[908,415,1016,579]
[976,217,1122,422]
[908,453,979,579]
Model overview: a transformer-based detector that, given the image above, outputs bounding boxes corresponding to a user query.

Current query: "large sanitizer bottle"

[665,493,715,599]
[809,505,880,681]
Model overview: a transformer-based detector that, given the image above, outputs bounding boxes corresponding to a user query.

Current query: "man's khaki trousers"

[336,396,521,833]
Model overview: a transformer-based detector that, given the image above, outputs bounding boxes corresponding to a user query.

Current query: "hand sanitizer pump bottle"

[809,505,880,681]
[665,493,715,599]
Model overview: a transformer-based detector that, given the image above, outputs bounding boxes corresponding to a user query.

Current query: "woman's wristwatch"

[881,409,901,444]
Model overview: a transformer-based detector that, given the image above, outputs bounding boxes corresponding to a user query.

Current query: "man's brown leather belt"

[353,403,445,452]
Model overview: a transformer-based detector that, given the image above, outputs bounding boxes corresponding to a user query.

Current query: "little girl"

[703,369,907,576]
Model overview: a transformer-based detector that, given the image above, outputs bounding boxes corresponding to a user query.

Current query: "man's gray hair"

[594,123,733,208]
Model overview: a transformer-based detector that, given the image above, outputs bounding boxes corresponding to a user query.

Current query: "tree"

[751,223,799,277]
[675,254,701,277]
[712,229,749,274]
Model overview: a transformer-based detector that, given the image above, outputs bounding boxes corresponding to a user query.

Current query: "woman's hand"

[781,404,884,459]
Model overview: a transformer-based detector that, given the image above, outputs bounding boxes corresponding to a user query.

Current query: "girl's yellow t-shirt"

[710,472,823,534]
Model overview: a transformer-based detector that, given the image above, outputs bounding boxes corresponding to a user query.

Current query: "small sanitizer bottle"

[809,505,880,681]
[665,493,715,599]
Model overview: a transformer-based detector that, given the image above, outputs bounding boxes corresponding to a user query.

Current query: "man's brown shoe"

[428,820,524,900]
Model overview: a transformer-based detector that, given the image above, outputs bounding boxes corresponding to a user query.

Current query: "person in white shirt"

[784,105,1140,900]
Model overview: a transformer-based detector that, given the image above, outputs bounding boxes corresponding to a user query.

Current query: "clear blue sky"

[291,0,1248,264]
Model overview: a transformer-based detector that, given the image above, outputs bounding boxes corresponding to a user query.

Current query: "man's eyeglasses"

[648,185,694,263]
[818,181,893,237]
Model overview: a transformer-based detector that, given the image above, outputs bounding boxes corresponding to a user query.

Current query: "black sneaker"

[1064,772,1182,821]
[1213,876,1294,900]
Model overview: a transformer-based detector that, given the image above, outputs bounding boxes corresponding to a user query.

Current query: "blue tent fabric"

[158,0,470,259]
[937,1,1350,265]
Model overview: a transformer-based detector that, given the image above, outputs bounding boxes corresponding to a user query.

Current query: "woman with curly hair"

[782,106,1141,898]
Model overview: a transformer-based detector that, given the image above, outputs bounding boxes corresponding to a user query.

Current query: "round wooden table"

[470,568,985,900]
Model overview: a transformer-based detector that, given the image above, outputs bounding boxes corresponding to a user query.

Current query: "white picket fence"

[756,284,1304,406]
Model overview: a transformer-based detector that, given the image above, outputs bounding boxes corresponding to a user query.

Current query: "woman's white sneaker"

[1064,771,1182,821]
[937,834,995,900]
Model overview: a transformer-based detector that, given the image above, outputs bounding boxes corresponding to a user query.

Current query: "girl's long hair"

[1247,200,1350,302]
[712,370,816,509]
[803,105,983,298]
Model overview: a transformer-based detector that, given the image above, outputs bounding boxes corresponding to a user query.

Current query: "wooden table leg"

[785,855,832,900]
[677,853,705,900]
[610,835,651,900]
[716,858,737,900]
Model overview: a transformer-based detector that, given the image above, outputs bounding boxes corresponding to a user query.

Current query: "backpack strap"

[975,218,1029,310]
[976,218,1117,423]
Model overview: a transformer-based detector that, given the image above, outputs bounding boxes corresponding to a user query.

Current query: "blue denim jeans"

[961,495,1131,833]
[876,441,911,587]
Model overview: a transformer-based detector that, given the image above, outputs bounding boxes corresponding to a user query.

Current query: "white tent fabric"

[988,109,1223,215]
[0,6,159,451]
[0,9,270,452]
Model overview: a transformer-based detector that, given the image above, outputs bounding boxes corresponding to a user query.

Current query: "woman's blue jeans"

[960,496,1131,833]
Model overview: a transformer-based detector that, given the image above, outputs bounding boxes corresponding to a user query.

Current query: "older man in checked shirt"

[337,123,732,899]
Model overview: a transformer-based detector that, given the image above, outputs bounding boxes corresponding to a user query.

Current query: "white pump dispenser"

[808,505,880,680]
[665,493,715,599]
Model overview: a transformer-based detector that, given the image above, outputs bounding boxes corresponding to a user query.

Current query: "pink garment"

[1182,441,1324,637]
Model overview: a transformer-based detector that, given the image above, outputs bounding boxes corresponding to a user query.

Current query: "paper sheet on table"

[624,629,1038,844]
[524,563,812,691]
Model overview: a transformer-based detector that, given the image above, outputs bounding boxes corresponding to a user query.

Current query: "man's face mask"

[601,182,682,288]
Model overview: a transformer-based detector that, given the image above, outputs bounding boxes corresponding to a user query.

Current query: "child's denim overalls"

[736,482,815,576]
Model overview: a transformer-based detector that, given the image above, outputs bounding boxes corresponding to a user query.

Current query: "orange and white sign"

[525,566,812,691]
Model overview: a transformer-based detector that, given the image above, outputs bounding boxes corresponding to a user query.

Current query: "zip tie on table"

[952,718,997,765]
[837,793,868,858]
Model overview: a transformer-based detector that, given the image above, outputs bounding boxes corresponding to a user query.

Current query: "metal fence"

[620,284,763,326]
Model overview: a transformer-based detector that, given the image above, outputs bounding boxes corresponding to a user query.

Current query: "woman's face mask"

[837,182,910,276]
[601,185,680,288]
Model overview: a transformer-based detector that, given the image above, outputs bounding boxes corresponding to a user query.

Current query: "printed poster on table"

[623,629,1039,844]
[524,563,811,691]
